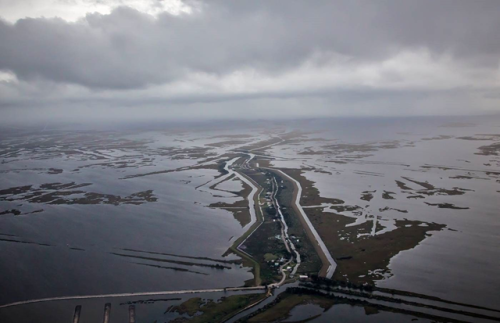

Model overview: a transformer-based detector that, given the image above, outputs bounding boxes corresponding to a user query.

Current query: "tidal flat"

[0,116,499,322]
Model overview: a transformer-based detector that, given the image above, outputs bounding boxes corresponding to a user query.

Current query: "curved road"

[270,176,301,276]
[0,148,336,310]
[265,168,337,279]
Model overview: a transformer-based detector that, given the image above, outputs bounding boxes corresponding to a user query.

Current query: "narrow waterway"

[270,169,337,279]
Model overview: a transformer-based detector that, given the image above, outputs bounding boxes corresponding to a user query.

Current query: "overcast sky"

[0,0,499,123]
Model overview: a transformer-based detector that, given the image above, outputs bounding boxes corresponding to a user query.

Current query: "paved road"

[265,168,337,279]
[233,155,294,288]
[270,176,301,276]
[0,287,266,309]
[0,139,333,310]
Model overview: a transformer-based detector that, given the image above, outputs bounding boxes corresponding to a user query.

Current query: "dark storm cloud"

[0,0,499,121]
[0,0,499,90]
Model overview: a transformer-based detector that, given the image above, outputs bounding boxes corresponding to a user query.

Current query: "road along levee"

[264,168,337,279]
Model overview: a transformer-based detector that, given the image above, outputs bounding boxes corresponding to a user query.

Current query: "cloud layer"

[0,0,499,122]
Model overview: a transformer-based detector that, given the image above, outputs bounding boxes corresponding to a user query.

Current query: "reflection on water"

[286,303,325,321]
[311,303,433,322]
[0,116,499,320]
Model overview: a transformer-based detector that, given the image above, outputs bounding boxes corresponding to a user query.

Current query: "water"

[269,116,500,309]
[0,116,499,320]
[309,303,434,322]
[0,129,255,306]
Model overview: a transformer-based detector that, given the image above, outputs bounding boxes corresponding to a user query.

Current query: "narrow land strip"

[265,168,337,278]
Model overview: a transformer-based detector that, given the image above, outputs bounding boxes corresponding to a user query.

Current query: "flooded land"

[0,116,499,322]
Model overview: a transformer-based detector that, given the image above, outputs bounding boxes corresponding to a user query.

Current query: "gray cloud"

[0,0,499,121]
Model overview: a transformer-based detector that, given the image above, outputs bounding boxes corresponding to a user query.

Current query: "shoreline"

[224,157,265,286]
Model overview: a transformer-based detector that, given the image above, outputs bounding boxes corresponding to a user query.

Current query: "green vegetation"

[264,253,278,261]
[243,215,288,284]
[270,172,322,274]
[239,168,295,284]
[308,208,445,284]
[173,297,204,316]
[172,293,265,322]
[278,167,446,285]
